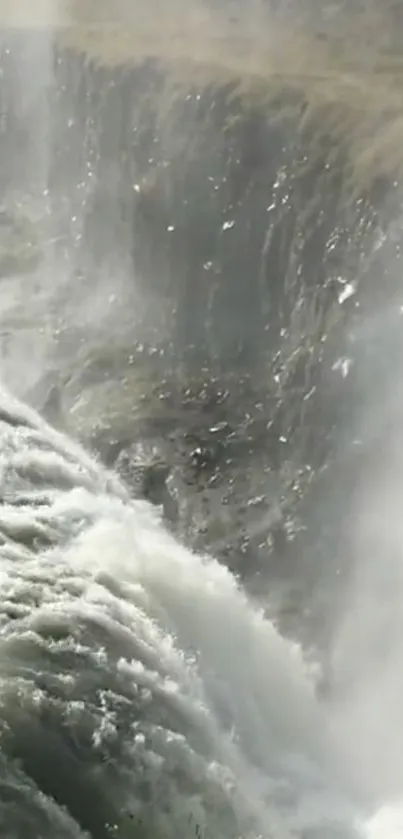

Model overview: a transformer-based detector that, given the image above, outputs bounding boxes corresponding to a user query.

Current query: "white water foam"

[0,382,394,838]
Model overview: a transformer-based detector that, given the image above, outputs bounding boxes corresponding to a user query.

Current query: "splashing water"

[0,381,399,839]
[0,384,371,837]
[3,4,403,839]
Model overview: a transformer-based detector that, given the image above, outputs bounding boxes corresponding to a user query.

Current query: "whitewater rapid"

[0,381,396,838]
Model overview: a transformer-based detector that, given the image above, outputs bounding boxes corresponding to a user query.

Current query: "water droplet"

[332,357,352,378]
[338,282,355,304]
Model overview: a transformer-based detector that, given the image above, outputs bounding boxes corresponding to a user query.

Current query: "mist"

[1,2,403,837]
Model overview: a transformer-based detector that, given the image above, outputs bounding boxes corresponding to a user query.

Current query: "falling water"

[0,0,59,396]
[0,383,379,839]
[1,2,403,838]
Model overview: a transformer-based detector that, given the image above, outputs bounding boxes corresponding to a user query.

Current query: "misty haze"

[0,1,402,837]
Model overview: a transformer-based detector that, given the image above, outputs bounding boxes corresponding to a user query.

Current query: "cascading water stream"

[0,3,61,396]
[0,383,386,839]
[1,3,403,838]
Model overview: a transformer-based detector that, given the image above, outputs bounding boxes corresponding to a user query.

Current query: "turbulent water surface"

[0,386,383,839]
[2,2,403,837]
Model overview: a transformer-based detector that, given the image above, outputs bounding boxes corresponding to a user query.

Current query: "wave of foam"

[0,383,380,838]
